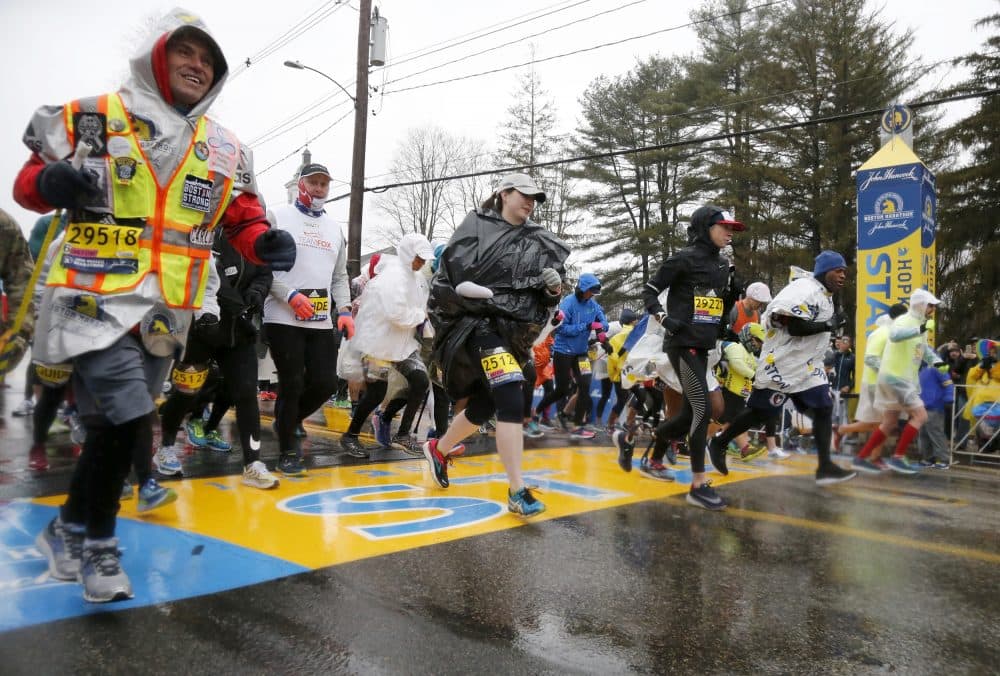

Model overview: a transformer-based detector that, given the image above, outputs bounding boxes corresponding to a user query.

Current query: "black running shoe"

[707,434,729,476]
[340,434,369,459]
[422,439,450,488]
[612,428,634,472]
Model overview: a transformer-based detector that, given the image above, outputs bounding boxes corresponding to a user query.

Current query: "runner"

[16,10,296,602]
[708,251,858,489]
[264,162,353,476]
[425,173,569,516]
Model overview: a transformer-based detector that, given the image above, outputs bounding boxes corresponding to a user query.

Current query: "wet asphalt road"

[1,380,999,674]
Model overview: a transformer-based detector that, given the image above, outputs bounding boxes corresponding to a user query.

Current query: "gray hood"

[122,8,228,119]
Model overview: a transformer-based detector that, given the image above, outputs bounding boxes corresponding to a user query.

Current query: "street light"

[282,27,372,280]
[283,60,356,105]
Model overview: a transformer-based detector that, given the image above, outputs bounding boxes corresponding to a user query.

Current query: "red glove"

[590,321,604,330]
[596,332,608,343]
[288,291,315,320]
[551,310,565,327]
[337,311,355,339]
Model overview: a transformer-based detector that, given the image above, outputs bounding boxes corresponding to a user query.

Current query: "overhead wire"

[256,109,355,177]
[230,0,352,80]
[382,0,648,87]
[389,0,594,65]
[321,88,1000,201]
[381,0,788,96]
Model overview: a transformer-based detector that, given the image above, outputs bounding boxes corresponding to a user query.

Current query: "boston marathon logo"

[864,192,915,237]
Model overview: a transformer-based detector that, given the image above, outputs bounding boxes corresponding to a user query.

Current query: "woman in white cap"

[426,173,569,517]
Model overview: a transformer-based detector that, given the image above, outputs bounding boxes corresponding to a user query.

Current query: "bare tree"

[374,125,486,246]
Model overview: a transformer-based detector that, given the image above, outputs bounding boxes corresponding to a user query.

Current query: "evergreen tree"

[570,56,703,307]
[759,0,919,320]
[935,9,1000,340]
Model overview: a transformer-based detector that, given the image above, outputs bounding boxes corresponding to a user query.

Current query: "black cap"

[299,163,331,179]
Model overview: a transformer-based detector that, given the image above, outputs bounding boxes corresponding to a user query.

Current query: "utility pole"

[346,0,373,280]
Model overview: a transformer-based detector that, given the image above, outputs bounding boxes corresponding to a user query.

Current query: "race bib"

[480,348,524,388]
[577,358,593,376]
[171,365,209,394]
[692,295,724,324]
[296,288,330,322]
[61,222,142,274]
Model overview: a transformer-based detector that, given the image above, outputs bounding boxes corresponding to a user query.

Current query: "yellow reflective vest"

[46,94,234,309]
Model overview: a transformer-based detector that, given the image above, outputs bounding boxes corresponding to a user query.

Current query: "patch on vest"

[189,226,214,247]
[73,112,107,155]
[181,175,213,213]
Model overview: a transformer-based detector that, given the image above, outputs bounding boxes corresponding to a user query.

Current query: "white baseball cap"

[746,281,772,303]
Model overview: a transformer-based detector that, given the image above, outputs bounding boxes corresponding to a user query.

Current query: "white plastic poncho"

[754,275,833,394]
[352,233,432,362]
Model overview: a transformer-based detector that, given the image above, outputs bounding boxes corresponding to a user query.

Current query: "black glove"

[192,313,224,346]
[600,340,612,355]
[919,322,929,334]
[37,160,101,209]
[242,287,266,311]
[826,312,848,331]
[254,229,296,271]
[982,356,997,372]
[656,313,685,336]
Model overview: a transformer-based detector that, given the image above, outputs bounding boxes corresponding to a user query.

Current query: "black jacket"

[642,229,737,351]
[212,230,272,348]
[429,208,569,395]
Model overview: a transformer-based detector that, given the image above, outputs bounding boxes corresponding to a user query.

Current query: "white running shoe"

[768,448,791,459]
[153,444,183,476]
[12,398,35,417]
[242,460,279,489]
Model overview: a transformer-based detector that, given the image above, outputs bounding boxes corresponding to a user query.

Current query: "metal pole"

[347,0,372,280]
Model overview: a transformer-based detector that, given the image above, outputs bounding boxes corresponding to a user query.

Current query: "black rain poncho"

[429,208,569,398]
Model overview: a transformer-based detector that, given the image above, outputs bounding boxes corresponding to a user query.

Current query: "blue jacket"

[553,293,607,355]
[919,363,954,411]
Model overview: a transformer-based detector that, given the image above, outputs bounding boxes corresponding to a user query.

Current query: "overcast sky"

[1,0,996,247]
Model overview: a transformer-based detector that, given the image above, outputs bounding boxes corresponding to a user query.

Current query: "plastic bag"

[336,337,365,382]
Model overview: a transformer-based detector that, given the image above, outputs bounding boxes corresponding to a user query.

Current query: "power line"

[256,109,355,177]
[250,99,353,149]
[383,0,648,87]
[381,0,788,96]
[389,0,594,65]
[323,88,999,201]
[230,0,352,79]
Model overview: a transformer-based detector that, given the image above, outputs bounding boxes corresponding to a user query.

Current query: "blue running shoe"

[851,456,882,475]
[638,458,675,482]
[137,478,178,513]
[372,410,392,448]
[277,453,308,477]
[508,486,545,517]
[153,445,183,476]
[185,419,208,447]
[886,456,919,475]
[686,481,727,510]
[203,429,232,452]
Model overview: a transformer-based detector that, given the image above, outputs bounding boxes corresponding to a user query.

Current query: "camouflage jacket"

[0,208,34,339]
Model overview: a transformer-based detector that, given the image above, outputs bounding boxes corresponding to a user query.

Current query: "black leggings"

[454,332,524,426]
[535,352,592,425]
[596,378,613,418]
[718,403,832,465]
[348,358,429,437]
[655,348,710,472]
[160,339,262,464]
[266,324,339,454]
[63,415,141,539]
[33,383,66,445]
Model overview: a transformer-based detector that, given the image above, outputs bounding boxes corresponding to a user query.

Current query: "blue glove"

[254,229,296,271]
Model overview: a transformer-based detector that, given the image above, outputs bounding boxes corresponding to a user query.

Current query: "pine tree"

[935,9,1000,340]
